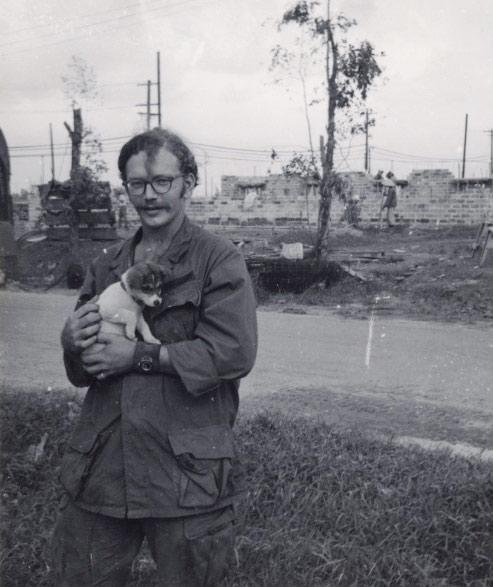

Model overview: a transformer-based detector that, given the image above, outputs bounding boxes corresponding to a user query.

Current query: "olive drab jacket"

[61,217,258,518]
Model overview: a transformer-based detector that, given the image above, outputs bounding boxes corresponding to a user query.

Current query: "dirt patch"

[259,224,493,324]
[10,224,493,323]
[242,386,493,451]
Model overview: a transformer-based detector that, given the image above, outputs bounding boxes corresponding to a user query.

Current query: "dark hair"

[118,128,199,185]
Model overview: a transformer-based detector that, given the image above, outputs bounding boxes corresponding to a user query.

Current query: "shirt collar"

[108,216,195,274]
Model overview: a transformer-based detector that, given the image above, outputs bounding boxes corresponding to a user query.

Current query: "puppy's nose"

[153,299,160,307]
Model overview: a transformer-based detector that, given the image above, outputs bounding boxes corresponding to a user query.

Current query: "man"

[117,191,129,229]
[381,171,398,227]
[53,128,258,586]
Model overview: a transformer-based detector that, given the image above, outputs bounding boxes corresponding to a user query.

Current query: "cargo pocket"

[169,425,235,508]
[59,428,101,500]
[183,507,235,586]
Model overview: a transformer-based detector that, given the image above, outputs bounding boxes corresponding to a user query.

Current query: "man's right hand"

[61,302,102,356]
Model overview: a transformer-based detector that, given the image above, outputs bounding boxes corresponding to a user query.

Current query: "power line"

[0,0,217,57]
[9,134,490,166]
[0,0,199,49]
[3,0,171,38]
[5,81,142,94]
[0,104,139,116]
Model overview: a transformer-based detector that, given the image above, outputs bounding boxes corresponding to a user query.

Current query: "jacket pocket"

[150,279,202,343]
[59,428,101,500]
[168,425,235,508]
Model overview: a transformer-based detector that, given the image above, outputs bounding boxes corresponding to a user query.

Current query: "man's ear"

[181,173,196,199]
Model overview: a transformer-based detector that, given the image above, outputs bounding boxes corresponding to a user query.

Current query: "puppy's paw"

[143,334,161,344]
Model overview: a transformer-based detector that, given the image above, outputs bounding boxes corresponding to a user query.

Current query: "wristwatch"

[138,355,154,373]
[133,342,161,374]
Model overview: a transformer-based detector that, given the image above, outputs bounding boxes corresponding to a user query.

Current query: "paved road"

[1,289,492,419]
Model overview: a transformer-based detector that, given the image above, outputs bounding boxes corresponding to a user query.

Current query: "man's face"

[125,147,195,231]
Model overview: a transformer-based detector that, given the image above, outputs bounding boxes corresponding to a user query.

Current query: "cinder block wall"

[14,170,492,235]
[187,170,493,226]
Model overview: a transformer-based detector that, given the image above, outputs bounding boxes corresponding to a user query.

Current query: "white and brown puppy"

[97,261,165,344]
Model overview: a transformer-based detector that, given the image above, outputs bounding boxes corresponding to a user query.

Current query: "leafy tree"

[273,1,383,258]
[281,152,320,180]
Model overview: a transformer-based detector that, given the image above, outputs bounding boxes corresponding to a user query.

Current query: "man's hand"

[61,302,101,356]
[81,333,137,380]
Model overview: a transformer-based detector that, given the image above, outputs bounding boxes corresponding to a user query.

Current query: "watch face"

[139,356,153,372]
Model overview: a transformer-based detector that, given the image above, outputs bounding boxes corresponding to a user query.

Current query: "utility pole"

[137,52,163,129]
[203,150,208,198]
[146,81,151,130]
[157,51,162,127]
[484,129,493,177]
[49,123,55,182]
[364,109,369,172]
[462,113,468,179]
[485,129,493,219]
[40,155,45,184]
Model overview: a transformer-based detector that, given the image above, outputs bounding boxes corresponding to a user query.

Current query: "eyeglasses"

[123,175,183,196]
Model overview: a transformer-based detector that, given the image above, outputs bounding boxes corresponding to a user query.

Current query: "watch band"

[133,342,161,374]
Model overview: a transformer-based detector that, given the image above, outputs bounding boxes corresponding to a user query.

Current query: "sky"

[1,0,492,196]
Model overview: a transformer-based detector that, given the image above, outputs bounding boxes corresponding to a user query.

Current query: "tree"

[60,57,109,260]
[61,56,107,182]
[273,1,383,258]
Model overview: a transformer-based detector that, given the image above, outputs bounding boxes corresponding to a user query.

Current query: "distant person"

[117,191,129,229]
[381,171,398,227]
[53,128,258,586]
[344,194,361,227]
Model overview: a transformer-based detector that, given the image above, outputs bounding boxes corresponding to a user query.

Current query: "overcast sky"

[1,0,492,196]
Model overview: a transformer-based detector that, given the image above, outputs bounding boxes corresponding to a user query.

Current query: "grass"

[1,386,492,586]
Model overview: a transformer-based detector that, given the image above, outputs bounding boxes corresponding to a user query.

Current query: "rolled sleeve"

[63,261,98,388]
[167,245,257,396]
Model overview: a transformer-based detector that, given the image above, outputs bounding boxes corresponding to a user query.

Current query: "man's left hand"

[81,333,136,380]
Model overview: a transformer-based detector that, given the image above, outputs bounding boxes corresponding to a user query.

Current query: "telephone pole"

[146,81,151,130]
[49,123,55,181]
[157,51,162,127]
[461,113,468,178]
[485,129,493,217]
[137,52,163,129]
[484,129,493,177]
[364,109,369,172]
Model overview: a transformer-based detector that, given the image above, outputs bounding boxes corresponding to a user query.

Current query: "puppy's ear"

[124,265,142,290]
[145,261,169,282]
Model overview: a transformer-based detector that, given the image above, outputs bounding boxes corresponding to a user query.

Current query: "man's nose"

[143,182,158,199]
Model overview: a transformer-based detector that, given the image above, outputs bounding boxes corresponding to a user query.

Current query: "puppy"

[97,261,165,344]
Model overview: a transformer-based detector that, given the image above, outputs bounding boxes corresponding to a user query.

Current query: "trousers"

[386,206,396,226]
[51,499,235,586]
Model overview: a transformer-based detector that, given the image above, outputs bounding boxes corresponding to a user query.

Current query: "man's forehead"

[126,147,180,176]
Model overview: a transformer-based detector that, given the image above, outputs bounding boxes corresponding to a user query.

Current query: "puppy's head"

[122,261,166,307]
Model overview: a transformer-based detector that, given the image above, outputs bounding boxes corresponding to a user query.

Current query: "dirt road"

[1,289,492,452]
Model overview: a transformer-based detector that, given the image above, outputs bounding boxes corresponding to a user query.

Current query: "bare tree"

[61,56,108,195]
[273,1,383,258]
[59,57,109,259]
